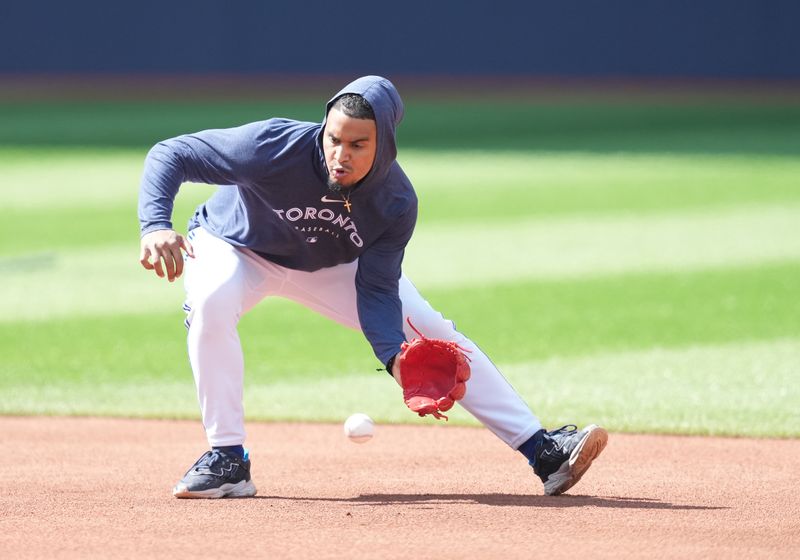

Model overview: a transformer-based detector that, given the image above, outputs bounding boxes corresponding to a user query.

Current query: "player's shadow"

[257,493,726,510]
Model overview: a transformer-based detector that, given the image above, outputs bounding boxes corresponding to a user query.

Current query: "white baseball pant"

[183,227,541,449]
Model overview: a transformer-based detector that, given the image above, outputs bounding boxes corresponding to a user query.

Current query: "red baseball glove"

[396,318,471,421]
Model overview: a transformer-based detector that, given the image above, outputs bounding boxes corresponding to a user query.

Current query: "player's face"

[323,107,377,188]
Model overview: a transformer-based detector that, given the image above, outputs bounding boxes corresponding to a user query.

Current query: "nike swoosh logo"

[321,195,347,204]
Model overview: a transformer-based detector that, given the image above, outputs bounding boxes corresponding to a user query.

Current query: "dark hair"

[331,93,375,120]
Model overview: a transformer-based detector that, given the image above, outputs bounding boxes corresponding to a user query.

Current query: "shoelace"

[548,424,578,437]
[546,425,579,453]
[195,450,231,469]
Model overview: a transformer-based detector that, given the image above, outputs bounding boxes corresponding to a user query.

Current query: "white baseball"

[344,413,374,443]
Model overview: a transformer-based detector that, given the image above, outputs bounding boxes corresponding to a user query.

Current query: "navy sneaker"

[531,424,608,496]
[173,449,257,499]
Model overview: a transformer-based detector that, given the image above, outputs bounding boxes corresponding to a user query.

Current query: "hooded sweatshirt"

[138,76,417,364]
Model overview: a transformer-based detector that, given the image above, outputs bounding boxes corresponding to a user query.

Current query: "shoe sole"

[173,479,257,499]
[544,424,608,496]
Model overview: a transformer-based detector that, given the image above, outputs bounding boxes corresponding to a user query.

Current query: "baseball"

[344,413,374,443]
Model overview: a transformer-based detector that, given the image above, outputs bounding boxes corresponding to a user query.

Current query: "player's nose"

[334,144,349,161]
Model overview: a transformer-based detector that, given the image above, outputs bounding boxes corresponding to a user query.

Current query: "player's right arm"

[137,121,269,282]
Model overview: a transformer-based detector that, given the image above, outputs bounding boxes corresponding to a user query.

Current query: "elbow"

[146,140,177,161]
[144,140,186,174]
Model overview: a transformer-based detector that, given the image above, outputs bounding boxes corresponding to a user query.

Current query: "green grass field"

[1,95,799,437]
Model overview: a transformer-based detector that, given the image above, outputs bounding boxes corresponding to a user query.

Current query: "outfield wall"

[4,1,800,79]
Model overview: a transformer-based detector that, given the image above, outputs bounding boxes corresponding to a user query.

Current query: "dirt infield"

[1,417,798,559]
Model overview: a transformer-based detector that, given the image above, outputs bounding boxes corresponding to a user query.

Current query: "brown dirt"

[1,416,798,559]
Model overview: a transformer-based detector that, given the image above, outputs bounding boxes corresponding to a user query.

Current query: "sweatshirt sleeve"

[137,122,267,235]
[355,201,418,365]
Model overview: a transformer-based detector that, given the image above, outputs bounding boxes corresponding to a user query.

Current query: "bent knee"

[185,287,244,328]
[403,313,460,341]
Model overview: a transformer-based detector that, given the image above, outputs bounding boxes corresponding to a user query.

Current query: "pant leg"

[275,260,541,449]
[271,259,362,329]
[183,228,277,447]
[398,277,542,449]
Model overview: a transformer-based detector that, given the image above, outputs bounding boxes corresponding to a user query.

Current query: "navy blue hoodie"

[138,76,417,364]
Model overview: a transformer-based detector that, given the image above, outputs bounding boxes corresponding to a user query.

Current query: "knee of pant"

[189,287,243,327]
[405,312,458,341]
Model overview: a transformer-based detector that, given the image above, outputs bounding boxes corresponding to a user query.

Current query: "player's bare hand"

[391,353,402,387]
[139,229,195,282]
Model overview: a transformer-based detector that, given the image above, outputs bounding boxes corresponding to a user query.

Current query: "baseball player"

[138,76,608,499]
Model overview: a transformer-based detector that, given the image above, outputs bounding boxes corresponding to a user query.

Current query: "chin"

[326,177,343,192]
[327,176,355,191]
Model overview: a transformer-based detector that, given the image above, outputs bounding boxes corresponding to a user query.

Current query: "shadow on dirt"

[257,493,727,510]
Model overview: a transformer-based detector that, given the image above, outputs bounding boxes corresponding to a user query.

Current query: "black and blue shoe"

[531,424,608,496]
[173,449,257,499]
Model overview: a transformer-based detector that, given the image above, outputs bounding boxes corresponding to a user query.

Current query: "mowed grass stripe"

[499,338,800,437]
[3,203,798,320]
[3,337,797,437]
[6,150,800,212]
[4,149,800,255]
[235,336,800,436]
[3,195,212,255]
[2,149,154,210]
[406,203,800,286]
[2,262,799,382]
[402,151,800,223]
[428,261,800,363]
[240,337,800,436]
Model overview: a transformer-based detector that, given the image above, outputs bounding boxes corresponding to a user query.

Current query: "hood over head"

[318,75,404,187]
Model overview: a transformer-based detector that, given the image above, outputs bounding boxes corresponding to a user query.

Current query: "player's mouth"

[330,166,351,180]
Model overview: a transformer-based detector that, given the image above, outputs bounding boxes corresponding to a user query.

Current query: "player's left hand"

[390,355,402,386]
[396,319,471,421]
